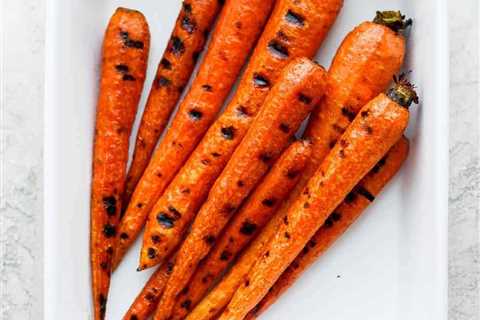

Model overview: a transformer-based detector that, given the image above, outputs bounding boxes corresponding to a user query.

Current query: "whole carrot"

[171,140,312,319]
[154,58,328,320]
[186,13,411,318]
[281,11,411,221]
[113,0,275,269]
[122,259,174,320]
[139,0,343,271]
[219,78,418,320]
[245,136,409,319]
[90,8,150,320]
[123,0,223,207]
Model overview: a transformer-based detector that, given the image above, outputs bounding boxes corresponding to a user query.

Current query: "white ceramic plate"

[44,0,449,319]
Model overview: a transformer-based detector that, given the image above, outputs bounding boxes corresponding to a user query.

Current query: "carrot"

[153,58,328,320]
[90,8,150,320]
[139,0,343,271]
[171,140,312,319]
[187,14,411,318]
[185,138,408,320]
[122,259,174,320]
[277,11,410,225]
[113,0,275,269]
[245,136,409,319]
[123,0,223,207]
[219,77,418,320]
[185,196,290,320]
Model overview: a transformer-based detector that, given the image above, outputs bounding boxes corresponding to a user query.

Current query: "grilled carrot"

[277,11,410,224]
[171,140,312,319]
[245,136,409,319]
[139,0,343,272]
[185,138,408,320]
[123,0,223,207]
[187,14,411,318]
[122,259,174,320]
[113,0,275,268]
[90,8,150,320]
[219,78,418,320]
[153,58,327,320]
[186,196,289,320]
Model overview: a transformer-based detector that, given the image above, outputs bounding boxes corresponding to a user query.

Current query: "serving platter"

[44,0,448,319]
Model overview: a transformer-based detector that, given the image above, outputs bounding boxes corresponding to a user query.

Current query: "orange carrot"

[113,0,275,268]
[153,58,327,319]
[245,136,409,319]
[139,0,343,272]
[123,0,223,206]
[185,196,290,320]
[171,140,312,319]
[219,78,417,319]
[122,259,174,320]
[286,11,410,219]
[186,13,411,318]
[90,8,150,320]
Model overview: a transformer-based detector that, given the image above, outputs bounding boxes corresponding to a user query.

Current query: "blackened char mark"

[160,58,172,70]
[253,73,270,88]
[120,31,144,49]
[268,40,289,59]
[356,186,375,201]
[285,10,305,26]
[341,106,356,121]
[169,36,185,55]
[181,16,197,34]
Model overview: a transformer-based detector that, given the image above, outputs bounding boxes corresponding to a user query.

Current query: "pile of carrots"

[89,2,417,319]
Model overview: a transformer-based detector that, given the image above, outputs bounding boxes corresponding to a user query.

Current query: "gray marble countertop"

[1,0,478,319]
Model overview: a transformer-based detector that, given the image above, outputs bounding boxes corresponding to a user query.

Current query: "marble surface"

[448,1,480,319]
[0,0,478,319]
[1,0,45,319]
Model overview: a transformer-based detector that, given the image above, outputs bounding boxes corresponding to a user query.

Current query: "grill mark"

[285,10,305,26]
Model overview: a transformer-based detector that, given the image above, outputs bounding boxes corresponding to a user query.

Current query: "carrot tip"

[388,73,419,108]
[373,11,412,33]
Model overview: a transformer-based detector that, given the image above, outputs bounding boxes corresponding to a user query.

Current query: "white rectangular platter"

[44,0,449,319]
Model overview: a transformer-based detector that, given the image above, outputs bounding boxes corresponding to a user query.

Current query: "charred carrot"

[139,0,343,272]
[123,0,223,207]
[171,140,312,319]
[219,78,418,320]
[187,14,411,318]
[90,8,150,320]
[186,197,289,320]
[245,136,409,319]
[113,0,275,268]
[277,11,411,224]
[153,58,327,320]
[122,259,174,320]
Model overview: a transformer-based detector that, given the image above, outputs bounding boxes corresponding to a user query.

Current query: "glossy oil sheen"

[44,0,448,319]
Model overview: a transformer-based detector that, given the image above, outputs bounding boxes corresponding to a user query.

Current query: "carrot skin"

[171,140,312,319]
[153,58,327,320]
[139,0,343,274]
[245,137,409,319]
[220,92,410,320]
[90,8,150,320]
[113,0,275,269]
[123,0,223,208]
